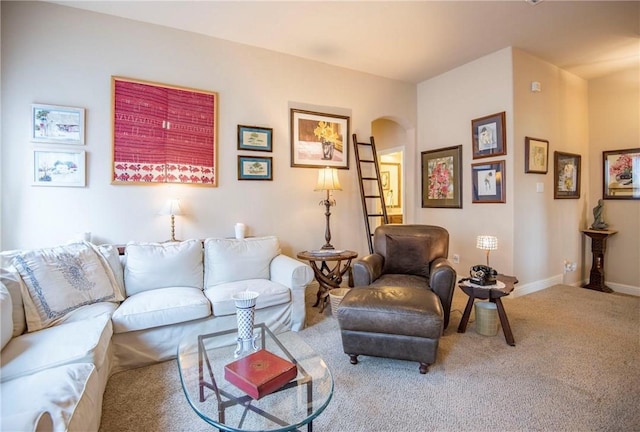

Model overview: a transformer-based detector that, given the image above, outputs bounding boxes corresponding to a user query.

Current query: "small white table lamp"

[159,199,183,242]
[476,235,498,267]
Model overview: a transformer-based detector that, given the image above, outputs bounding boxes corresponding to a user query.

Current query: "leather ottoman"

[336,285,444,374]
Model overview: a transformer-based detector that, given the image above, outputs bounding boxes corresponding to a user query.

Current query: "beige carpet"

[99,285,640,431]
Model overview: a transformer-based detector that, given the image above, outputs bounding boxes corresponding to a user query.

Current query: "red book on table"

[224,349,298,400]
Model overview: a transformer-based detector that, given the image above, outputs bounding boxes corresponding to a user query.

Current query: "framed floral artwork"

[603,148,640,200]
[471,160,505,203]
[524,137,549,174]
[290,109,349,169]
[237,125,272,152]
[554,151,581,199]
[421,145,462,208]
[472,111,506,159]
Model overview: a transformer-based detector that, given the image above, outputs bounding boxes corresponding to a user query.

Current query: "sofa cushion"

[204,236,280,287]
[0,312,112,382]
[124,240,203,296]
[94,243,126,299]
[0,257,27,337]
[1,363,97,432]
[111,287,211,333]
[382,234,431,278]
[0,283,13,350]
[11,241,123,332]
[205,279,291,317]
[1,410,53,432]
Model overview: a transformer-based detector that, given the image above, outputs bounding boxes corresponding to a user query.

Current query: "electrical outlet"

[564,260,577,272]
[452,254,460,264]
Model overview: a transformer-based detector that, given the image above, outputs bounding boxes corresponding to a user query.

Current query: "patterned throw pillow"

[12,241,123,332]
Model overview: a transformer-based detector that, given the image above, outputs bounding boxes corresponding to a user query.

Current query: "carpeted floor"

[99,285,640,431]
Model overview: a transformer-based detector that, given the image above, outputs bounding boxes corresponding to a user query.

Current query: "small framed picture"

[238,155,272,181]
[554,151,581,199]
[421,145,463,208]
[603,148,640,200]
[380,162,401,208]
[524,137,549,174]
[33,148,86,187]
[237,125,273,152]
[471,111,506,159]
[290,109,349,169]
[31,104,85,145]
[471,160,505,203]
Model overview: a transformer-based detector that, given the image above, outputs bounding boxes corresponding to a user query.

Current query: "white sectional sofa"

[0,236,313,432]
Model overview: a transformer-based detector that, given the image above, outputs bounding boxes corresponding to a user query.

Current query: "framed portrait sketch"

[31,104,85,145]
[290,109,349,169]
[238,155,272,180]
[421,145,463,208]
[525,137,549,174]
[471,160,505,204]
[471,111,506,159]
[554,151,581,199]
[602,148,640,200]
[237,125,272,152]
[380,162,401,208]
[33,148,86,187]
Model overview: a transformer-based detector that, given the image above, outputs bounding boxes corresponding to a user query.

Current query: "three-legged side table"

[457,274,518,346]
[297,249,357,312]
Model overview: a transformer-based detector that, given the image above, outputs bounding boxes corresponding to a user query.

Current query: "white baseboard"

[604,282,640,297]
[511,275,563,298]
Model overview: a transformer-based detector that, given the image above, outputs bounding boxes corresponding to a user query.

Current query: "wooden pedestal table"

[581,229,617,293]
[297,249,357,312]
[457,274,518,346]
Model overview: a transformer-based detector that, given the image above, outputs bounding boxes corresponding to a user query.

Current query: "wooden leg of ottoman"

[349,354,359,365]
[419,363,429,374]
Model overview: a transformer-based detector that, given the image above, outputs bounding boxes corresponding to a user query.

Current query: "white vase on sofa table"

[232,291,259,357]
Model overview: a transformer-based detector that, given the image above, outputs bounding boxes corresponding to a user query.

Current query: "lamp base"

[321,244,335,250]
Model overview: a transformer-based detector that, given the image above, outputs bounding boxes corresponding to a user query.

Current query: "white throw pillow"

[0,263,27,337]
[93,244,126,299]
[11,241,123,332]
[204,236,281,287]
[124,240,203,296]
[0,282,13,350]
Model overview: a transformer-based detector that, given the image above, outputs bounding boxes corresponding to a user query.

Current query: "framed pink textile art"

[112,76,218,186]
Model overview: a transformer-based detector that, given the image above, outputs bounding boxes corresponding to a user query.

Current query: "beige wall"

[512,49,590,289]
[588,67,640,290]
[417,48,515,279]
[1,2,416,257]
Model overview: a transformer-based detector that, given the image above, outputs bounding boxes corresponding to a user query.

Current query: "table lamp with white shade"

[315,167,342,250]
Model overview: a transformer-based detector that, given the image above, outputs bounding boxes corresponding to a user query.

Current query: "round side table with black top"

[457,274,518,346]
[297,249,358,312]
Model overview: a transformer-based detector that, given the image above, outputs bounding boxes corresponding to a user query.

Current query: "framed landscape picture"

[32,148,86,187]
[602,148,640,200]
[471,111,506,159]
[31,104,85,145]
[554,151,581,199]
[524,137,549,174]
[237,125,272,152]
[421,145,462,208]
[471,160,505,203]
[380,162,401,208]
[238,155,272,180]
[290,109,349,169]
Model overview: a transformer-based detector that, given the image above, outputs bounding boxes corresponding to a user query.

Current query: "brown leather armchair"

[337,225,456,373]
[352,224,456,328]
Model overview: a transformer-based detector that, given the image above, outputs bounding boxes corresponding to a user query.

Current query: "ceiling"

[51,0,639,84]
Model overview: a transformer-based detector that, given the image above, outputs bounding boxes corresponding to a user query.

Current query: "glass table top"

[177,324,333,432]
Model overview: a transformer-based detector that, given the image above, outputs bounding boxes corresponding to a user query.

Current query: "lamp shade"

[314,167,342,191]
[158,199,183,216]
[476,235,498,251]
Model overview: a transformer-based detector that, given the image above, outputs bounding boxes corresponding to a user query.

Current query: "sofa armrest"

[270,255,313,331]
[429,257,456,330]
[352,254,384,286]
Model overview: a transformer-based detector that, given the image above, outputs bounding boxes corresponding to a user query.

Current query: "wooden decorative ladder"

[352,134,388,254]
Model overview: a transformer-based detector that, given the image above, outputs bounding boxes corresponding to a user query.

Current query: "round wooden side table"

[297,249,358,312]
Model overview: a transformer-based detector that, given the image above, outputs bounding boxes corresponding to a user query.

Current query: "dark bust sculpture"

[590,199,609,230]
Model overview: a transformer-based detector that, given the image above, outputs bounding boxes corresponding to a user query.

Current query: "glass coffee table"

[177,323,333,432]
